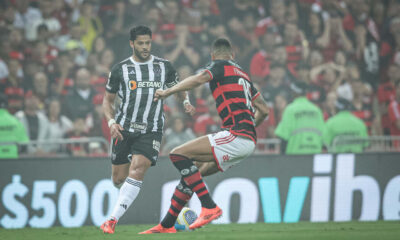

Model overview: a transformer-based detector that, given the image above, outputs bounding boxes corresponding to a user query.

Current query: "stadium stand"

[1,0,400,156]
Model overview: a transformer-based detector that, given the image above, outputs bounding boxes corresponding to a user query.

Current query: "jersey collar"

[130,55,154,65]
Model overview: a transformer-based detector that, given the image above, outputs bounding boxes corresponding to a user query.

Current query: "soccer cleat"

[100,218,117,234]
[189,206,222,230]
[139,224,177,234]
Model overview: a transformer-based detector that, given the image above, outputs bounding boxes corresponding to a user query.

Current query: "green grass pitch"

[1,222,399,240]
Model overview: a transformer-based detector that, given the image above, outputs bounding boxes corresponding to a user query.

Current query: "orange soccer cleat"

[189,206,222,230]
[139,224,177,234]
[100,218,117,234]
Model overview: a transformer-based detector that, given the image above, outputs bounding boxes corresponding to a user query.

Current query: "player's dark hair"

[130,25,152,41]
[211,38,232,56]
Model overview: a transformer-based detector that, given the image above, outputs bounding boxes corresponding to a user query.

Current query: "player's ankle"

[160,222,172,228]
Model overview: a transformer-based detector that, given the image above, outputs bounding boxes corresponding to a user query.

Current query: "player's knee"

[170,146,184,156]
[112,177,125,189]
[128,166,147,180]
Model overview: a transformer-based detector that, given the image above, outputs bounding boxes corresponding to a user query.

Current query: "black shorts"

[111,131,162,166]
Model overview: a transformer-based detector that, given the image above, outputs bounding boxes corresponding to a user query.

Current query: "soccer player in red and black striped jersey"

[140,38,269,234]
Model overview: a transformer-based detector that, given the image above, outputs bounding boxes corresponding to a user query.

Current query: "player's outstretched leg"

[139,178,193,234]
[169,154,216,208]
[100,177,142,234]
[169,154,222,229]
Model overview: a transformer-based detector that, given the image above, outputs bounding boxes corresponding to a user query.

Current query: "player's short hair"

[211,38,232,56]
[130,25,152,41]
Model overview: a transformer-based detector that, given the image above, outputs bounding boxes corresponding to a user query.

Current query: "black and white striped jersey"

[106,55,179,133]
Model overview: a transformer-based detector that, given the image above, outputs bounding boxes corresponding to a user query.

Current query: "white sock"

[110,177,142,221]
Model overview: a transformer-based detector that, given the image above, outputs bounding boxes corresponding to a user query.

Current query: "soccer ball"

[174,207,198,231]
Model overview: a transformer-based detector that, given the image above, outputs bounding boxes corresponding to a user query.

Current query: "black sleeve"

[250,83,260,100]
[105,65,121,93]
[204,61,224,80]
[165,61,180,88]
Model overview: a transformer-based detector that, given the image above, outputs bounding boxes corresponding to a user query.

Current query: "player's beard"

[134,48,150,62]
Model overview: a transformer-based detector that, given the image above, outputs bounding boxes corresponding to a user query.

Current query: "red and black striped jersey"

[204,60,260,143]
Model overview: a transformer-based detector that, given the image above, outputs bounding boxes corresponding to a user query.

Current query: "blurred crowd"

[1,0,400,156]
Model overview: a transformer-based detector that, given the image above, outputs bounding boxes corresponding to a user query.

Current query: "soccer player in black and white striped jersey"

[100,26,195,234]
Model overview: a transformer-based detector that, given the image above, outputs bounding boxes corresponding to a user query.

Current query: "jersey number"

[238,78,252,109]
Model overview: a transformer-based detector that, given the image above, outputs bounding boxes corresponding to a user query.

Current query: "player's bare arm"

[154,71,211,101]
[103,91,124,140]
[252,93,269,127]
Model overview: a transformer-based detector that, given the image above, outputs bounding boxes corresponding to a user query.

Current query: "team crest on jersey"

[154,66,162,77]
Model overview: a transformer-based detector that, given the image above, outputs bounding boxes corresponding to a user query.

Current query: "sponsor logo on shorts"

[153,140,160,152]
[131,122,147,131]
[223,154,230,162]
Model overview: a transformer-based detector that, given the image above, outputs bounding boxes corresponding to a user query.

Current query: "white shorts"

[207,130,255,172]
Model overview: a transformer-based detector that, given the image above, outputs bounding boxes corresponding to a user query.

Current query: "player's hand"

[110,123,124,140]
[154,89,169,101]
[184,102,196,116]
